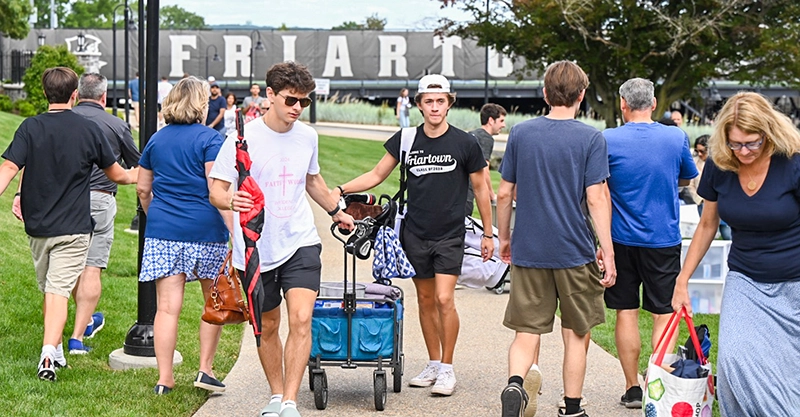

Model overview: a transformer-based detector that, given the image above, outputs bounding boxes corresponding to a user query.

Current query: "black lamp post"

[483,0,490,105]
[76,33,86,52]
[123,0,158,358]
[249,29,265,87]
[112,2,132,118]
[205,44,221,79]
[37,34,46,47]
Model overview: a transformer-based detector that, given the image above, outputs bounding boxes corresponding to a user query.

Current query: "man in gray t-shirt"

[465,103,506,215]
[241,83,265,120]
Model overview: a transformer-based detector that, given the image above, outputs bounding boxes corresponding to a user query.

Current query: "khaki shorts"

[29,234,91,298]
[504,262,605,336]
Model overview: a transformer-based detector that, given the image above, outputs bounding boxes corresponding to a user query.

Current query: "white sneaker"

[523,367,542,417]
[409,364,439,387]
[431,369,456,396]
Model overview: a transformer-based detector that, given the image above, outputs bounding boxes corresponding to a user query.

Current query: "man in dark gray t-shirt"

[465,103,506,215]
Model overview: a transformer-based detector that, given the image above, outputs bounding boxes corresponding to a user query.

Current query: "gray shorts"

[86,191,117,269]
[29,234,91,297]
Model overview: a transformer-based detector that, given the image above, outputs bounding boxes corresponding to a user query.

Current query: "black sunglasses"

[277,92,312,108]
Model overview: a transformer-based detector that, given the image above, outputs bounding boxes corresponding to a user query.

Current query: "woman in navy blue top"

[136,76,233,395]
[672,92,800,416]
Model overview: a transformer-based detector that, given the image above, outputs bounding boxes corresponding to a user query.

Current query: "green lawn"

[0,111,242,417]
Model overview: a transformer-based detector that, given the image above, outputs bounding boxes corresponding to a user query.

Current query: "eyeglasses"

[694,149,707,155]
[727,137,763,151]
[276,92,312,108]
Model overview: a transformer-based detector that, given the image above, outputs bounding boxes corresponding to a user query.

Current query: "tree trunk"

[586,86,619,128]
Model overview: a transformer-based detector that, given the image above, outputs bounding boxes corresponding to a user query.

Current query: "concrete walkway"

[193,200,640,417]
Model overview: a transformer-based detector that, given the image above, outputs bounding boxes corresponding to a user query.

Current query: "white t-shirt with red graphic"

[210,118,321,272]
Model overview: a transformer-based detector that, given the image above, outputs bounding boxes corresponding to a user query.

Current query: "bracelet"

[327,205,340,216]
[14,192,20,197]
[336,185,345,195]
[229,198,234,211]
[482,234,493,239]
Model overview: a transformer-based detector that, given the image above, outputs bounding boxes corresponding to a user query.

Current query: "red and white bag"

[643,308,715,417]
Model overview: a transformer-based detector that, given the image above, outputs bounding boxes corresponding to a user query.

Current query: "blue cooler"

[311,300,403,361]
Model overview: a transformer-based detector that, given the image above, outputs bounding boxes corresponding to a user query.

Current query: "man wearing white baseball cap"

[334,74,494,396]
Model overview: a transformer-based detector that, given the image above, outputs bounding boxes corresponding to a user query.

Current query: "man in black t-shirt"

[335,74,494,397]
[466,103,506,215]
[11,73,141,355]
[206,82,226,132]
[0,67,134,382]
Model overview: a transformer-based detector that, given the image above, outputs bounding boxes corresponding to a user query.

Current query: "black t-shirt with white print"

[385,124,486,240]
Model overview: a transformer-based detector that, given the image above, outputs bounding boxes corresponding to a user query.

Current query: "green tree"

[62,0,117,28]
[332,13,386,31]
[439,0,800,127]
[32,0,70,29]
[0,0,32,39]
[332,21,364,30]
[53,1,205,30]
[23,45,85,114]
[364,13,387,30]
[159,5,207,30]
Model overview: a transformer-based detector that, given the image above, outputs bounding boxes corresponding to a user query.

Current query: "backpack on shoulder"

[392,127,416,237]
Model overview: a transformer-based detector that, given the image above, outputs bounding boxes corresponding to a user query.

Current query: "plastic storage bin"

[680,240,731,281]
[681,240,730,314]
[310,300,403,361]
[688,281,724,314]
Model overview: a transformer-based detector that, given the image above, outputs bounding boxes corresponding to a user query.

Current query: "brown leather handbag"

[202,251,250,325]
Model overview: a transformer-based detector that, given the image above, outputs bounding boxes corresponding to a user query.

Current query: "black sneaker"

[193,371,226,392]
[38,355,56,381]
[620,385,643,409]
[558,408,589,417]
[501,382,528,417]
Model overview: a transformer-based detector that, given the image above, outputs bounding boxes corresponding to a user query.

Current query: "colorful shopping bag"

[643,308,715,417]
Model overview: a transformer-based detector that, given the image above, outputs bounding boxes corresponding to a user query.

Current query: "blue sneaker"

[193,371,226,392]
[154,384,172,395]
[84,312,105,339]
[68,338,92,355]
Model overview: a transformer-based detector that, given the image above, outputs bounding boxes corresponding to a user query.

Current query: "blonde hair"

[162,76,209,125]
[709,92,800,172]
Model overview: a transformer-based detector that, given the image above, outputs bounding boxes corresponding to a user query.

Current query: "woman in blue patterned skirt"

[673,92,800,415]
[136,76,233,395]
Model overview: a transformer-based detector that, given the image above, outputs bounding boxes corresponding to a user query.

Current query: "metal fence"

[8,50,35,84]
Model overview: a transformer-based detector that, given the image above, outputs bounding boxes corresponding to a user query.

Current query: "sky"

[163,0,475,30]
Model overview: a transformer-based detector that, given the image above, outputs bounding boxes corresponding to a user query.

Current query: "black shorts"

[603,242,680,314]
[238,244,322,312]
[402,228,464,279]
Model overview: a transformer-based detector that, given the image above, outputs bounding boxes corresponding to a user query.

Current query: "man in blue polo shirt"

[602,77,698,409]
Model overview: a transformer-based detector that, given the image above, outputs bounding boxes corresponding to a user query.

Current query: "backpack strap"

[392,127,416,214]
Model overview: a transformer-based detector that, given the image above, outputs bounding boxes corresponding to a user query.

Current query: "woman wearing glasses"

[672,92,800,416]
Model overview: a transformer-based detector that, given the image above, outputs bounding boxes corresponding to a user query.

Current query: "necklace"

[747,173,757,191]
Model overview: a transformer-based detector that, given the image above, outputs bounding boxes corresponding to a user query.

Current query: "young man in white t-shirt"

[208,62,353,417]
[156,76,173,127]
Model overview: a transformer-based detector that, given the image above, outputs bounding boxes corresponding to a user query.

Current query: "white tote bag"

[643,308,714,417]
